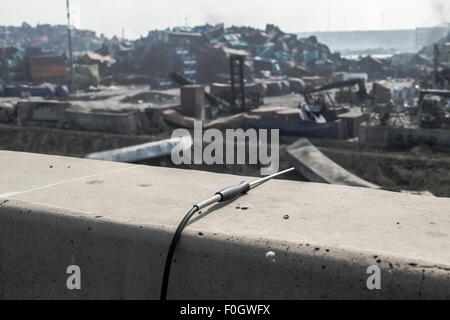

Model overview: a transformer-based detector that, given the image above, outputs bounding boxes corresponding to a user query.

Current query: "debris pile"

[2,22,447,92]
[0,23,112,88]
[390,31,450,85]
[0,22,102,53]
[98,24,348,86]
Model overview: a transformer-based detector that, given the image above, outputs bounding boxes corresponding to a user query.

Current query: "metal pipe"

[193,168,295,211]
[249,167,295,189]
[239,56,246,111]
[195,194,222,211]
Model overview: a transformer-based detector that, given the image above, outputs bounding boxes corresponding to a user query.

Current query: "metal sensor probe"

[160,167,295,300]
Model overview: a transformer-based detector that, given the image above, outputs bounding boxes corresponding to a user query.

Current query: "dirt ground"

[0,124,171,157]
[320,146,450,197]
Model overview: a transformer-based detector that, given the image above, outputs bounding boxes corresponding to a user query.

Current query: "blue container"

[55,85,69,99]
[4,85,23,97]
[30,85,56,97]
[281,80,291,93]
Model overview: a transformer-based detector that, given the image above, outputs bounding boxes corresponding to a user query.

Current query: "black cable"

[159,168,295,300]
[160,206,199,301]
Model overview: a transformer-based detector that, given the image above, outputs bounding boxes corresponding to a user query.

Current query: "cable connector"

[216,181,250,202]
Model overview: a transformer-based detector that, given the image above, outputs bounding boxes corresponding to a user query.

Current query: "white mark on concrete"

[265,251,276,263]
[0,165,141,200]
[0,192,19,199]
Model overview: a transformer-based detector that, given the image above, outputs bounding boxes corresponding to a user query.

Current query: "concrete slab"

[0,151,449,299]
[287,138,380,188]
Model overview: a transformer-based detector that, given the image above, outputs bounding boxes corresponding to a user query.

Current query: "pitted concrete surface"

[0,150,449,299]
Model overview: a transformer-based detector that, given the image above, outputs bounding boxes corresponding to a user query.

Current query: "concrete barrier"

[0,151,449,299]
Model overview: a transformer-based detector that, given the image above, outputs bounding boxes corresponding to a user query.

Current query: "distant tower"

[66,0,74,92]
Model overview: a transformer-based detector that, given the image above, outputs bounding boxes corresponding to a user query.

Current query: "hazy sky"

[1,0,449,39]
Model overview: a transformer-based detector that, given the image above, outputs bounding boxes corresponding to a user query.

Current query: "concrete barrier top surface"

[1,150,450,268]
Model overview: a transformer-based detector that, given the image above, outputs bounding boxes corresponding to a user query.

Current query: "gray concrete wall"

[0,124,167,158]
[17,100,70,127]
[359,124,450,148]
[65,110,140,135]
[0,151,449,300]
